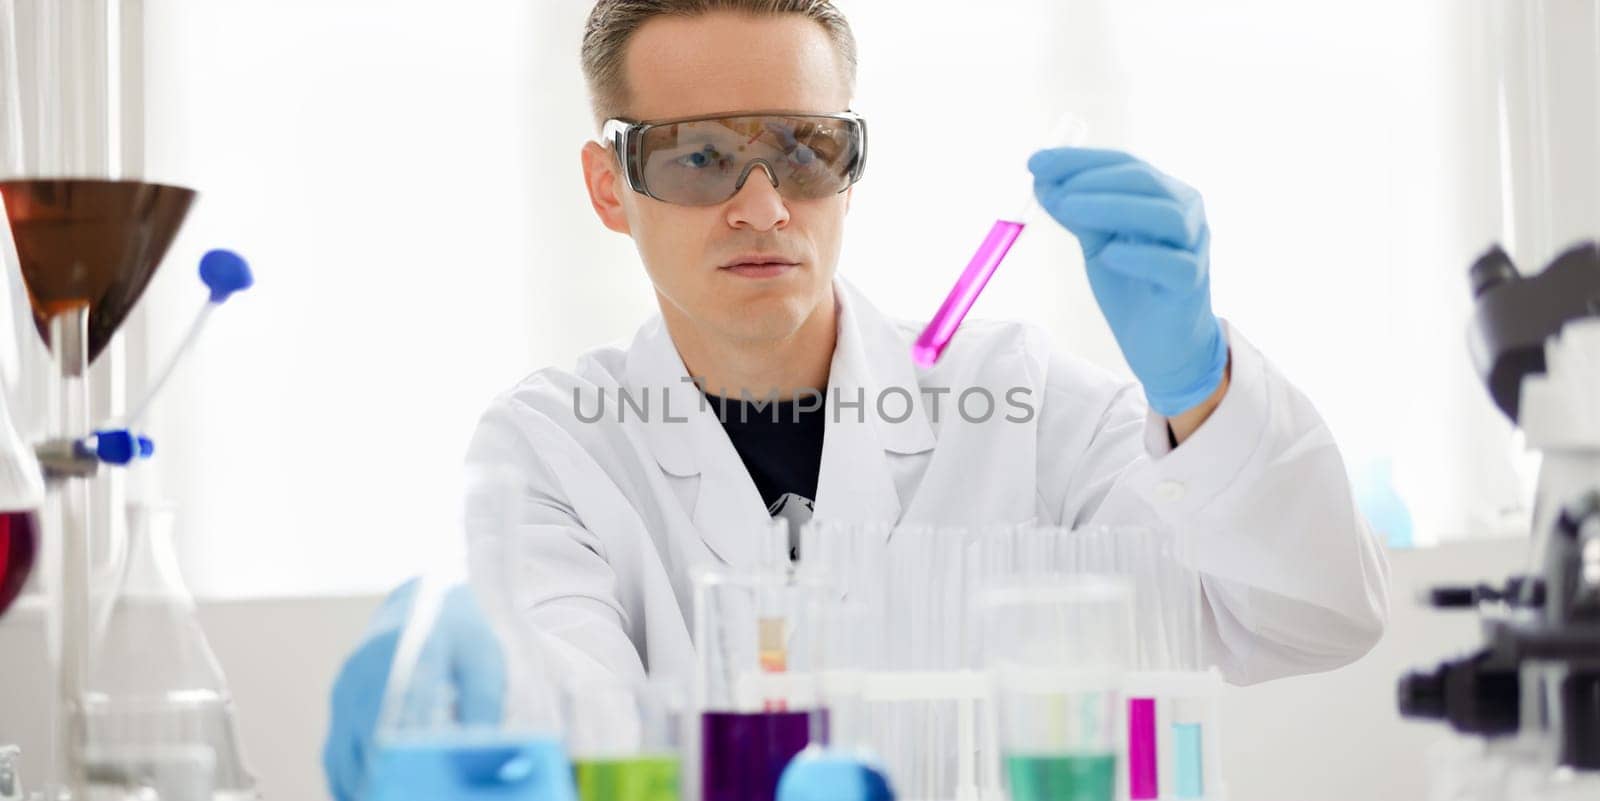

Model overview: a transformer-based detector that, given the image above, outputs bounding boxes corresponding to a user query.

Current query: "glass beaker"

[563,677,689,801]
[978,575,1134,801]
[695,558,827,801]
[81,501,258,800]
[775,594,897,801]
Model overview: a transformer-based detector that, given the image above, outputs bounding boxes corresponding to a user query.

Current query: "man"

[324,2,1390,797]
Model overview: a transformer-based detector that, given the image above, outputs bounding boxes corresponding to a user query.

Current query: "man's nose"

[725,160,789,231]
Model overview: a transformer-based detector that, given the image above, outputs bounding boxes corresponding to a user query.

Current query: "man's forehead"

[621,12,850,121]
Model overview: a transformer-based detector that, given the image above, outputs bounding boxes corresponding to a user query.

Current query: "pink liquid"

[912,219,1026,367]
[0,510,37,619]
[1128,697,1158,799]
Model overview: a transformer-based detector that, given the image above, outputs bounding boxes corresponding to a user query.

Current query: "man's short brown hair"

[580,0,858,127]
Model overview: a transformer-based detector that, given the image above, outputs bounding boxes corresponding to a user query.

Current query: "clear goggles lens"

[611,113,865,206]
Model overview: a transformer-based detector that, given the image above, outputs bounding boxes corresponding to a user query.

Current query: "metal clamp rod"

[34,439,99,482]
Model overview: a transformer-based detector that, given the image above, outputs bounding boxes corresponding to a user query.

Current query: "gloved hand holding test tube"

[912,112,1089,367]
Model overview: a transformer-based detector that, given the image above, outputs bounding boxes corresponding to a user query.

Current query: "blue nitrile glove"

[1029,148,1230,417]
[322,579,507,801]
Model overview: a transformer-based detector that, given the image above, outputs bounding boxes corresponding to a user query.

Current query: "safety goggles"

[601,110,868,206]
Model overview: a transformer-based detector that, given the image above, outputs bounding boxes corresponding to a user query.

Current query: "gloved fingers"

[1037,191,1204,250]
[321,723,360,801]
[322,578,429,801]
[325,634,395,801]
[1027,147,1137,184]
[1054,160,1200,204]
[1092,239,1208,292]
[1070,228,1114,260]
[367,577,420,635]
[442,584,507,724]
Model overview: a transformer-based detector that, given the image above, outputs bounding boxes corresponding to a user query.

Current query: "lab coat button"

[1155,480,1187,502]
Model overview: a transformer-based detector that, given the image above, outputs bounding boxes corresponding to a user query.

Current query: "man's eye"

[675,145,721,168]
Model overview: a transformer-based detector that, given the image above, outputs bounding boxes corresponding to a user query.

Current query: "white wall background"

[3,0,1588,597]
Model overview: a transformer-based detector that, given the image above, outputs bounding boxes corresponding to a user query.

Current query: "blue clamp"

[90,430,155,466]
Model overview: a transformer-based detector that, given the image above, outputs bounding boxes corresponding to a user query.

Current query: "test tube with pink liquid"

[912,112,1089,368]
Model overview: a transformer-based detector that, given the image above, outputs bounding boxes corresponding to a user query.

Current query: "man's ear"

[581,141,632,235]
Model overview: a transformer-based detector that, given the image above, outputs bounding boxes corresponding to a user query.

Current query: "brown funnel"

[0,179,196,364]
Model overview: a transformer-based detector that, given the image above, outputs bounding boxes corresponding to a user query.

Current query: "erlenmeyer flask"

[0,507,35,619]
[0,379,41,620]
[81,502,259,800]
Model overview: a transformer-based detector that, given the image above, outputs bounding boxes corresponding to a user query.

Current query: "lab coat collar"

[833,276,938,458]
[810,277,935,528]
[622,276,935,564]
[623,315,705,479]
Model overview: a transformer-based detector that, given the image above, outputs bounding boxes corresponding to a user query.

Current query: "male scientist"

[323,2,1391,797]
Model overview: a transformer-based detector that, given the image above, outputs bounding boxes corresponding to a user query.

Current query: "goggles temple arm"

[600,119,645,192]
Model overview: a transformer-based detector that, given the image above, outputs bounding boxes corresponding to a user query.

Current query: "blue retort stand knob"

[91,430,155,465]
[199,249,254,303]
[777,747,896,801]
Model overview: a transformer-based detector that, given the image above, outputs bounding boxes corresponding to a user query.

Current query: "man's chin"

[721,313,807,343]
[714,293,819,341]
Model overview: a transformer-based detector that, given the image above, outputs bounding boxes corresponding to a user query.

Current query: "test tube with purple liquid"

[912,113,1088,368]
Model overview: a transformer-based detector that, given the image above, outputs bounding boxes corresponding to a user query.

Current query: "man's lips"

[719,258,799,278]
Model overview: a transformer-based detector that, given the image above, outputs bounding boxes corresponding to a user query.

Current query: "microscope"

[1398,242,1600,795]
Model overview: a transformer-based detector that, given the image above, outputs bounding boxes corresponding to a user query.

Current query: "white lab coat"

[464,277,1390,687]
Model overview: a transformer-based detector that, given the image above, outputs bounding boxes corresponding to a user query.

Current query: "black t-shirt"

[700,392,825,527]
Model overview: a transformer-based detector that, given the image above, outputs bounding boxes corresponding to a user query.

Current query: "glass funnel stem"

[46,305,92,800]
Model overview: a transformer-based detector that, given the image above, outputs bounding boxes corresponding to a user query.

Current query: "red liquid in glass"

[0,510,37,618]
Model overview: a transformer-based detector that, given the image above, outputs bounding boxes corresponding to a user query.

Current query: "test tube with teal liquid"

[1121,670,1226,801]
[979,576,1134,801]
